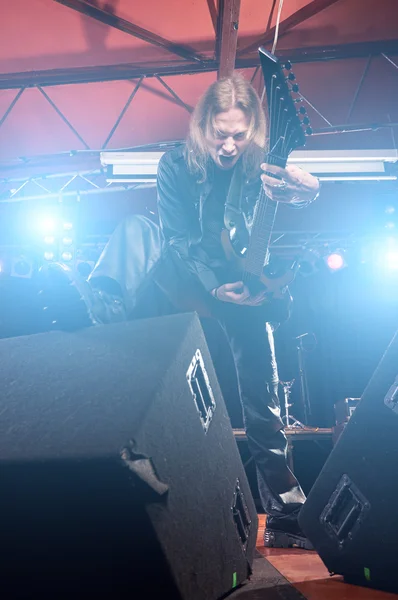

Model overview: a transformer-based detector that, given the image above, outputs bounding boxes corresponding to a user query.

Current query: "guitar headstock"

[258,47,312,166]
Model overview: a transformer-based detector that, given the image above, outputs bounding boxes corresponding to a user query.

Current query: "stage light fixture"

[39,217,57,233]
[325,251,346,272]
[298,248,322,277]
[44,251,55,261]
[385,251,398,270]
[60,221,75,265]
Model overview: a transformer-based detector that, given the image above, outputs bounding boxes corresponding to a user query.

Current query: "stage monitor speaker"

[299,330,398,593]
[0,313,257,599]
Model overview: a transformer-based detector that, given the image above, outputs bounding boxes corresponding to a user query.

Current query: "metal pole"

[295,334,312,423]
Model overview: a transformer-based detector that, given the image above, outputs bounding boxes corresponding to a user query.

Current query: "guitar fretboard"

[244,153,286,277]
[241,48,308,286]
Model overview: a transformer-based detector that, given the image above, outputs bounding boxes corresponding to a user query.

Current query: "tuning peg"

[305,126,313,135]
[302,116,310,125]
[284,61,292,70]
[299,106,307,115]
[291,83,299,93]
[287,72,296,81]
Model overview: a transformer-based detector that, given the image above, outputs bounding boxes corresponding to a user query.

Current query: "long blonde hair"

[185,74,266,182]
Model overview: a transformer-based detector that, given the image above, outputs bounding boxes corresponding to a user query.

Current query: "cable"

[271,0,285,54]
[261,0,285,103]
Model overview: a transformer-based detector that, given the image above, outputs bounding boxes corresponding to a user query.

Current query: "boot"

[264,512,314,550]
[38,263,127,332]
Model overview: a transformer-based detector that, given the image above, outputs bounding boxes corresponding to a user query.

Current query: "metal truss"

[2,39,398,90]
[0,225,383,266]
[74,229,367,269]
[0,0,397,173]
[237,0,343,57]
[0,168,153,204]
[54,0,208,63]
[269,229,357,252]
[0,228,360,283]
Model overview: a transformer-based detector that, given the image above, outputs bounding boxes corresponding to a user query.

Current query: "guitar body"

[220,228,295,324]
[220,228,295,300]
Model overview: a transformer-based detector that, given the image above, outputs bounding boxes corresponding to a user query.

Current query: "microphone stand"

[281,379,305,429]
[294,332,315,425]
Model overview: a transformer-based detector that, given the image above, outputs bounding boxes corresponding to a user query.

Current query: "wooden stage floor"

[256,515,397,600]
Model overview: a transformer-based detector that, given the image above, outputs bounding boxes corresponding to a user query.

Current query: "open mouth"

[219,155,236,167]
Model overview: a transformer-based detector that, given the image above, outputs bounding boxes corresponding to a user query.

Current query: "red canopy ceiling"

[0,0,398,247]
[0,0,397,183]
[0,0,398,175]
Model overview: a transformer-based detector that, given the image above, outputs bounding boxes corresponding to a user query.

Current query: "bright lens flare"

[326,253,345,271]
[385,251,398,270]
[38,217,57,233]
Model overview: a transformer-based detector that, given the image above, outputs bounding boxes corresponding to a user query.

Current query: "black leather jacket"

[157,144,261,292]
[157,143,313,295]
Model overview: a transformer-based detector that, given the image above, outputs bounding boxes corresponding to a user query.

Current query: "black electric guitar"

[220,47,312,316]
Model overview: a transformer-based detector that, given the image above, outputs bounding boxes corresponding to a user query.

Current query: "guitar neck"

[240,48,310,283]
[244,154,287,277]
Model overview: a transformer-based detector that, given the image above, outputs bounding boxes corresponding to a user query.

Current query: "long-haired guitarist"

[38,73,319,549]
[156,74,319,549]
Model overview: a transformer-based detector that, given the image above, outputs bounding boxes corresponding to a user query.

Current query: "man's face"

[205,108,251,170]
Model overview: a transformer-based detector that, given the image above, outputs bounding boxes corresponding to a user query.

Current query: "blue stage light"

[38,216,57,234]
[385,250,398,270]
[44,235,56,245]
[326,252,345,271]
[325,250,346,272]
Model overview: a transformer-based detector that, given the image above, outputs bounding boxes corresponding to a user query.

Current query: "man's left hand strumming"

[260,163,320,205]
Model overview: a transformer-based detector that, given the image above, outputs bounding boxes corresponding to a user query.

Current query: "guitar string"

[249,78,298,263]
[242,71,296,287]
[242,74,279,285]
[243,73,280,284]
[250,74,277,249]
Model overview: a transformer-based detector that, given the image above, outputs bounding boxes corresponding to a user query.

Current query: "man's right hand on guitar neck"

[211,281,266,307]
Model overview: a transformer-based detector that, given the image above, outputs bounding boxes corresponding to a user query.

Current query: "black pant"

[219,307,305,515]
[89,215,306,516]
